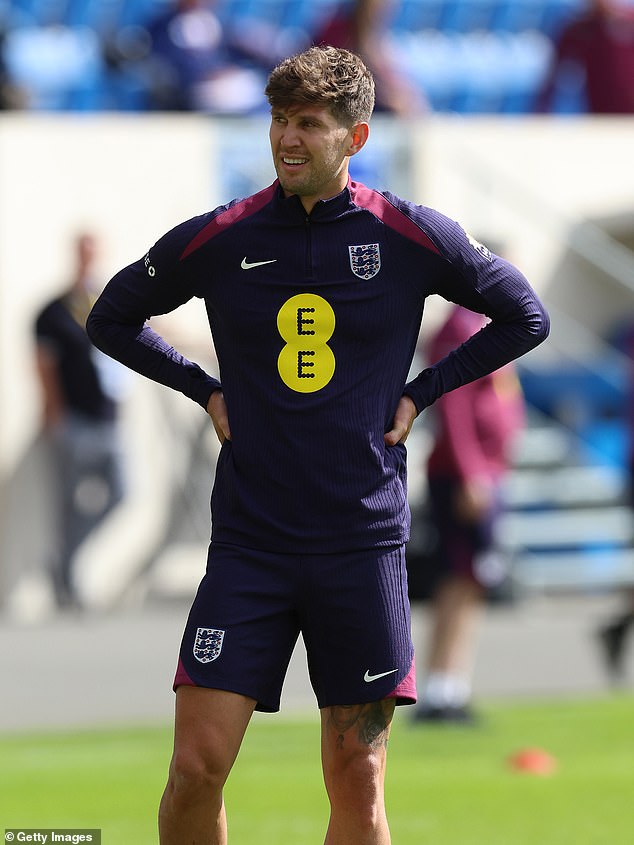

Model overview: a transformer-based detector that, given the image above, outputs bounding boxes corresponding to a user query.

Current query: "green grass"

[1,695,633,844]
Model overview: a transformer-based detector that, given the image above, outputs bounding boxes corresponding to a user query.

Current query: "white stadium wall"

[411,117,634,344]
[0,114,217,478]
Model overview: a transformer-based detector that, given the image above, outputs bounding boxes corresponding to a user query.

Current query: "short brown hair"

[265,46,375,126]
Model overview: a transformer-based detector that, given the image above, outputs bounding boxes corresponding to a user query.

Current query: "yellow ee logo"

[277,293,335,393]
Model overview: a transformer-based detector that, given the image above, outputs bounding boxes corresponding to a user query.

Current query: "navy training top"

[87,179,549,553]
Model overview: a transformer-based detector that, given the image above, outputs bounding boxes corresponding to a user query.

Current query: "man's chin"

[278,178,308,199]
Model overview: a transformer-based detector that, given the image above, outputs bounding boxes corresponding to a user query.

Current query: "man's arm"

[35,342,64,429]
[404,258,549,414]
[87,254,220,411]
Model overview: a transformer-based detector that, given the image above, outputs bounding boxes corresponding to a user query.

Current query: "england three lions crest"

[193,627,225,663]
[349,243,381,279]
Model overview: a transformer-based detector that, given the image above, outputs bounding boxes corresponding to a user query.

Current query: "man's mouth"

[282,156,308,166]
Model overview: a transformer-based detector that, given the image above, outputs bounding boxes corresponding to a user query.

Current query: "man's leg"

[416,575,483,718]
[159,685,256,845]
[427,575,483,675]
[597,586,634,681]
[320,698,395,845]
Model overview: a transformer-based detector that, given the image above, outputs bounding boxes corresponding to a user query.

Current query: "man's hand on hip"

[384,395,417,446]
[207,390,231,443]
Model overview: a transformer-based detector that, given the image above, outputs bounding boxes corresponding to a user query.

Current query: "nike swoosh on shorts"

[364,669,399,683]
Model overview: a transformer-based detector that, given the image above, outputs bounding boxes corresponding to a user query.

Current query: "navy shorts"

[174,541,416,712]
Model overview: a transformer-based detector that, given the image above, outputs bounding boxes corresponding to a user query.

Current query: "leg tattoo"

[328,700,394,749]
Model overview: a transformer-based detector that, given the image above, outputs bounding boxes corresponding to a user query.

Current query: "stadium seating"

[0,0,588,114]
[2,21,105,109]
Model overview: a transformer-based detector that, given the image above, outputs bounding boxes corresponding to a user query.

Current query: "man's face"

[269,104,364,213]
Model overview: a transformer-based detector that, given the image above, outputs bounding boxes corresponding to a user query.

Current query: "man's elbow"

[533,305,551,346]
[85,308,109,353]
[85,309,99,346]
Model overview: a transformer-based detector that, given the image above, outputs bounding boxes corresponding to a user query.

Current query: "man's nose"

[280,126,301,147]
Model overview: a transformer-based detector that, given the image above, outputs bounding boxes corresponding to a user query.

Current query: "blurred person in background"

[130,0,266,112]
[537,0,634,113]
[414,301,526,723]
[598,587,634,681]
[597,322,634,681]
[0,22,27,108]
[0,23,12,107]
[34,232,126,609]
[314,0,427,116]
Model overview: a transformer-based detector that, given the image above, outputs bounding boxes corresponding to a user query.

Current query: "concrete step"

[512,548,634,591]
[504,463,626,509]
[498,504,633,549]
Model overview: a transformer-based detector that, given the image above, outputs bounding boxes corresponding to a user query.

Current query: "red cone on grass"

[507,747,558,775]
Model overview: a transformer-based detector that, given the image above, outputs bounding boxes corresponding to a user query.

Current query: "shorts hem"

[173,659,280,712]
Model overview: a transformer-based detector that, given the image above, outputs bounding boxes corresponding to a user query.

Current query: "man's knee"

[166,745,227,805]
[327,745,384,796]
[166,686,255,805]
[322,701,393,807]
[325,751,386,838]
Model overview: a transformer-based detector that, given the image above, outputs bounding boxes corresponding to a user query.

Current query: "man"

[35,232,125,609]
[87,46,549,845]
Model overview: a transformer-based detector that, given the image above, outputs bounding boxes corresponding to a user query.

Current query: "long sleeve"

[401,222,549,413]
[87,239,220,410]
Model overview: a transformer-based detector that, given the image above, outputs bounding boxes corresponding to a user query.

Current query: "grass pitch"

[1,695,632,844]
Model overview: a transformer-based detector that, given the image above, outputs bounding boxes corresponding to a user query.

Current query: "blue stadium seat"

[500,30,553,112]
[117,0,173,28]
[219,0,335,34]
[279,0,337,32]
[231,0,286,26]
[390,0,446,33]
[395,30,463,112]
[491,0,548,33]
[449,32,509,112]
[64,0,126,32]
[3,23,106,109]
[546,59,588,113]
[0,0,590,114]
[440,0,498,33]
[8,0,68,26]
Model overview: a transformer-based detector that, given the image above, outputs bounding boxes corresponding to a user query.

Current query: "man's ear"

[348,122,370,156]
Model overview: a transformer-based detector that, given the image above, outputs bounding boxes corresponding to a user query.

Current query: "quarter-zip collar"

[271,178,357,223]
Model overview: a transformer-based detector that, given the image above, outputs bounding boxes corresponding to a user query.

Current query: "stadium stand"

[0,0,588,113]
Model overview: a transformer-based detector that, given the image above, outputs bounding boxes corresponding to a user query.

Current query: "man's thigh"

[321,700,395,752]
[172,686,256,777]
[301,545,416,709]
[320,699,395,788]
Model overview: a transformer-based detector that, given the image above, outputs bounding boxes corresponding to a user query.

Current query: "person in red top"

[537,0,634,114]
[415,303,525,722]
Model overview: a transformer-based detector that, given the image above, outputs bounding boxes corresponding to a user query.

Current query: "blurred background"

[1,0,634,731]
